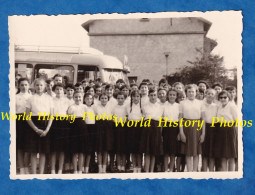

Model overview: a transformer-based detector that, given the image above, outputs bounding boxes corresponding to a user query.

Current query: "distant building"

[82,17,217,82]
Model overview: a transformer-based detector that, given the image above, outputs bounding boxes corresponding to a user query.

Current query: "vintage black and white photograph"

[9,11,243,179]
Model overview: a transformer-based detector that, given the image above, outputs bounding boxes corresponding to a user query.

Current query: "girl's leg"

[17,149,25,174]
[97,152,102,173]
[164,155,169,172]
[228,158,235,172]
[72,153,78,173]
[78,153,84,173]
[235,158,238,171]
[193,155,199,172]
[169,155,175,172]
[209,158,215,172]
[102,152,108,173]
[24,152,30,174]
[137,154,142,172]
[121,154,126,171]
[149,155,155,173]
[186,156,192,172]
[116,154,121,171]
[176,157,181,172]
[144,154,150,172]
[85,154,91,173]
[221,158,227,171]
[181,155,186,172]
[58,152,65,174]
[202,157,208,172]
[132,154,137,172]
[50,152,56,174]
[31,153,37,174]
[39,153,46,174]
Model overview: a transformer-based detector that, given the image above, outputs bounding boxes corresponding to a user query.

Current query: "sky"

[9,11,242,69]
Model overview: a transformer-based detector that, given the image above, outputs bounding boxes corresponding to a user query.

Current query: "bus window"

[15,63,33,83]
[77,65,99,82]
[102,69,128,84]
[34,64,74,83]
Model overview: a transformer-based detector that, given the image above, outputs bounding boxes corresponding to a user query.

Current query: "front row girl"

[67,91,87,174]
[26,78,53,174]
[140,89,164,172]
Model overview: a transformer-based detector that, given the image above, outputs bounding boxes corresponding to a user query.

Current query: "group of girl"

[15,75,238,174]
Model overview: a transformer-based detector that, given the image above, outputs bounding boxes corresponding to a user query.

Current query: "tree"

[167,48,236,87]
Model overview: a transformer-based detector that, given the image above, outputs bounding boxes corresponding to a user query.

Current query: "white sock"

[74,171,78,174]
[24,167,29,174]
[20,168,25,174]
[133,167,137,173]
[58,170,62,174]
[102,165,106,173]
[137,168,141,173]
[84,167,89,173]
[51,170,56,174]
[78,171,82,174]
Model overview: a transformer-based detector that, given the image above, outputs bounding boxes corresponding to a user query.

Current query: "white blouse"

[16,92,32,114]
[163,102,180,121]
[84,105,96,124]
[112,104,128,121]
[67,104,87,118]
[94,103,112,117]
[26,93,53,116]
[108,97,118,110]
[52,97,70,115]
[127,102,143,121]
[217,102,237,122]
[141,95,149,108]
[179,99,202,119]
[201,101,218,123]
[143,102,164,121]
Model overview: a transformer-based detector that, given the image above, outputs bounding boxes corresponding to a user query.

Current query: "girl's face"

[74,93,83,104]
[149,92,157,103]
[105,87,113,97]
[66,88,74,98]
[87,88,95,97]
[35,80,45,94]
[19,80,29,93]
[228,90,236,100]
[75,86,84,93]
[132,94,140,104]
[85,95,93,106]
[100,95,109,106]
[54,76,62,85]
[117,95,125,105]
[95,87,102,97]
[131,85,138,91]
[178,96,185,102]
[163,84,169,91]
[46,81,54,91]
[140,85,148,96]
[206,90,215,102]
[168,91,177,104]
[121,88,129,96]
[198,83,206,91]
[54,86,64,97]
[158,90,167,103]
[175,84,183,92]
[196,92,204,100]
[214,86,222,95]
[187,88,196,100]
[219,94,229,106]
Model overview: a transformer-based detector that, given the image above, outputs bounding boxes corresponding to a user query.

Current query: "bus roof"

[15,50,128,71]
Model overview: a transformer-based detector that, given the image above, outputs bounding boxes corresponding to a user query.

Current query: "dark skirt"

[96,120,114,152]
[202,123,215,158]
[50,120,70,153]
[69,118,87,153]
[214,125,237,158]
[16,114,28,150]
[114,125,127,153]
[85,124,97,154]
[25,116,50,154]
[127,122,142,154]
[162,124,179,155]
[140,120,163,155]
[182,119,202,156]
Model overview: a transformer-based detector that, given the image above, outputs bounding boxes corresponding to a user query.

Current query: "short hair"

[95,78,102,82]
[173,82,184,90]
[197,80,209,88]
[46,78,54,84]
[157,87,167,94]
[84,92,94,99]
[105,84,113,90]
[148,89,156,94]
[185,84,197,94]
[34,78,46,86]
[225,85,237,91]
[138,82,148,89]
[53,74,62,79]
[65,83,75,90]
[99,92,110,100]
[120,84,129,91]
[18,77,29,86]
[212,82,223,89]
[84,86,95,93]
[205,88,216,94]
[53,83,64,91]
[159,78,168,86]
[116,79,125,84]
[130,83,138,88]
[74,82,83,88]
[218,90,232,100]
[73,91,83,96]
[94,84,102,89]
[116,91,127,99]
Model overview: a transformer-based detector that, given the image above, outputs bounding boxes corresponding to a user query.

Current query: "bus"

[15,45,130,85]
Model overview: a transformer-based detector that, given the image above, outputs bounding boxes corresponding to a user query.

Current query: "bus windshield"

[34,64,74,83]
[102,69,128,84]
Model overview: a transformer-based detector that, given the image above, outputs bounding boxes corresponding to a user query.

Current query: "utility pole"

[164,52,170,78]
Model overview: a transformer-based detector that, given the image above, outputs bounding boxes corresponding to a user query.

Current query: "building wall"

[90,34,204,82]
